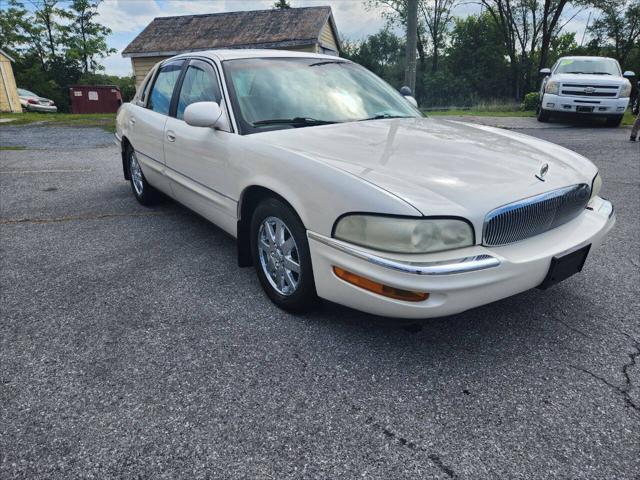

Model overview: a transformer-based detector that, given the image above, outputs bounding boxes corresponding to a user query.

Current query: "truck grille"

[483,184,591,246]
[560,83,618,98]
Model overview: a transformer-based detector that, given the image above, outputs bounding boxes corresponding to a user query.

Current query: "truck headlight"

[333,215,474,254]
[591,173,602,200]
[545,80,559,95]
[620,81,632,98]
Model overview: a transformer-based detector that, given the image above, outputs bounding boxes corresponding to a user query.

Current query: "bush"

[521,92,540,111]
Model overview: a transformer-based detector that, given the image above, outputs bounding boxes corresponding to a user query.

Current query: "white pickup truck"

[537,56,635,126]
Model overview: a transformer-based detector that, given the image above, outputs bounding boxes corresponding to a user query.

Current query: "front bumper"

[541,93,628,115]
[308,197,615,319]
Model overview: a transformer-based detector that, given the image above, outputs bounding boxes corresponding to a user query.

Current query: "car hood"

[552,73,626,85]
[254,117,597,231]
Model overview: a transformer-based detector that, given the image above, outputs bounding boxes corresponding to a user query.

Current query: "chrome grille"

[483,184,591,246]
[560,83,619,98]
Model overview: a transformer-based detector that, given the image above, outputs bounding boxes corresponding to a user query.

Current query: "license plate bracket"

[538,245,591,289]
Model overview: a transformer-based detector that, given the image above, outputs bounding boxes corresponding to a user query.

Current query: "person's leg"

[631,113,640,141]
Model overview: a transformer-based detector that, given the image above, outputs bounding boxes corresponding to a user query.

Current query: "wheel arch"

[236,185,305,268]
[120,136,132,180]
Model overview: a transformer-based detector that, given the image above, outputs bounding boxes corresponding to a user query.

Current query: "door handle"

[166,131,176,142]
[129,117,136,126]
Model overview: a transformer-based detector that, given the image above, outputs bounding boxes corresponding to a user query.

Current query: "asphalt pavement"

[1,118,639,479]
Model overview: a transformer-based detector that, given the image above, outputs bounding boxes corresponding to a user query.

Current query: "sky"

[94,0,594,76]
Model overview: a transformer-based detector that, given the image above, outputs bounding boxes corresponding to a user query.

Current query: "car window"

[18,89,36,97]
[148,61,183,115]
[139,70,154,105]
[555,58,621,76]
[223,57,421,135]
[176,60,222,120]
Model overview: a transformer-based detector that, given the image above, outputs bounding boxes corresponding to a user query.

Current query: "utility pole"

[405,0,418,93]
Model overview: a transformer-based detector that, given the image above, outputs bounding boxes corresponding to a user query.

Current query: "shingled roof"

[122,6,339,57]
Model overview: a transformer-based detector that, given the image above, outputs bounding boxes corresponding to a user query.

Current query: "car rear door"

[163,58,237,235]
[128,59,185,195]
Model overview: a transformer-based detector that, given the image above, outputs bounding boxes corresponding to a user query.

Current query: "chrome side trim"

[307,231,500,276]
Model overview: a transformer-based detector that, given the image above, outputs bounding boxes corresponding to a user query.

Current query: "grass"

[0,112,115,132]
[0,145,27,150]
[621,110,636,126]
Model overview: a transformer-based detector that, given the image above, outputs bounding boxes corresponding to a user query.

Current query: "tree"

[589,0,640,66]
[66,0,115,73]
[478,0,572,100]
[0,0,31,57]
[366,0,429,81]
[420,0,457,72]
[447,13,511,100]
[273,0,291,8]
[342,29,406,87]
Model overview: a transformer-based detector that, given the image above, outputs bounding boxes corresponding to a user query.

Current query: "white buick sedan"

[115,50,614,319]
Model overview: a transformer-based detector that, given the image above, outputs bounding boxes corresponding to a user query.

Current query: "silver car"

[18,88,57,113]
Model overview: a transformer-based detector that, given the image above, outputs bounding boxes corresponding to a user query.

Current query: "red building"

[69,85,122,114]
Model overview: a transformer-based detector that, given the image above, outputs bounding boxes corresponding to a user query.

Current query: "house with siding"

[0,49,21,113]
[122,6,341,86]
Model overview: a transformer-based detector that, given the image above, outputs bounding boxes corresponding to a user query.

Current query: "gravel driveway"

[1,120,638,479]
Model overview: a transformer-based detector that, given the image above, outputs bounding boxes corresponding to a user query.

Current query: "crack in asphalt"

[549,310,591,339]
[290,348,459,478]
[0,211,168,225]
[347,402,459,479]
[571,333,640,414]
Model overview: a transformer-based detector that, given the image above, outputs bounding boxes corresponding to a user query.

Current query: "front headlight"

[620,80,632,98]
[545,80,560,95]
[333,215,474,254]
[591,173,602,200]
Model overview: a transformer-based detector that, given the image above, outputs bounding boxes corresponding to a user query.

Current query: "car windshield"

[555,58,621,76]
[222,57,421,134]
[18,89,37,97]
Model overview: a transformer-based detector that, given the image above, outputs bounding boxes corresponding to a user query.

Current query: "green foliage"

[446,13,510,101]
[272,0,291,8]
[342,29,406,88]
[520,92,540,111]
[2,0,119,111]
[65,0,116,73]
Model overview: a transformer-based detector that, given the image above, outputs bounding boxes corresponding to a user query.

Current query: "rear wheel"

[126,145,158,206]
[250,198,317,312]
[605,115,623,127]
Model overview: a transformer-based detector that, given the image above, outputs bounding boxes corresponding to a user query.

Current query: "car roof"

[170,48,349,62]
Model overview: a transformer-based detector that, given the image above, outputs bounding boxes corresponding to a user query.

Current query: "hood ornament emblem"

[536,163,549,181]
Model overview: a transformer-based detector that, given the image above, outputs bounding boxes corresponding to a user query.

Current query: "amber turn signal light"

[333,266,429,302]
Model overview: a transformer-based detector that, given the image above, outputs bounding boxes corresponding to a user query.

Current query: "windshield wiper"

[591,72,612,75]
[359,113,412,121]
[309,60,346,67]
[252,117,338,127]
[566,71,585,74]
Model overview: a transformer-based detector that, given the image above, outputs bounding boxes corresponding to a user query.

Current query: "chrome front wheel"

[258,216,301,296]
[126,145,158,206]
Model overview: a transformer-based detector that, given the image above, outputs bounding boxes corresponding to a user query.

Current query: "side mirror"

[184,101,228,129]
[623,70,636,78]
[539,68,551,75]
[400,86,418,108]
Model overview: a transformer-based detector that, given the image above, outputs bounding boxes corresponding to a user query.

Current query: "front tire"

[605,115,623,127]
[250,198,317,312]
[537,104,550,122]
[126,145,158,206]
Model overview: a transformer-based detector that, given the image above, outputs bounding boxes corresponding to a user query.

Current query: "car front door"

[130,59,184,194]
[163,58,238,235]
